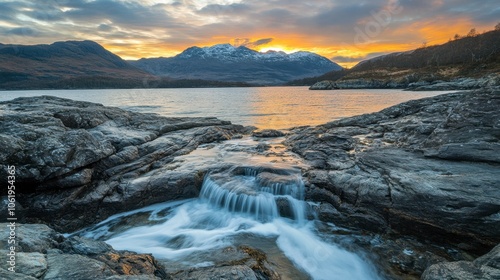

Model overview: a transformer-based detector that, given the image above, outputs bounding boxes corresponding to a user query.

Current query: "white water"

[79,167,382,280]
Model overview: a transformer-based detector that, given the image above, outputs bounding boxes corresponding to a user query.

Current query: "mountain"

[130,44,342,85]
[293,29,500,89]
[0,40,151,89]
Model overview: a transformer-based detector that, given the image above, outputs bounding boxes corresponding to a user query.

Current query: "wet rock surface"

[285,89,500,255]
[0,96,251,232]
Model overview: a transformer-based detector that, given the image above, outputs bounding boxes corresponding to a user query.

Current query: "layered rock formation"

[0,96,251,232]
[285,89,500,254]
[309,73,500,91]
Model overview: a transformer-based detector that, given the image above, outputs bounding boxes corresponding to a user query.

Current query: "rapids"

[76,166,383,280]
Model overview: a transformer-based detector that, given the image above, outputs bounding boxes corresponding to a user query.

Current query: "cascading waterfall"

[77,166,382,280]
[199,167,308,223]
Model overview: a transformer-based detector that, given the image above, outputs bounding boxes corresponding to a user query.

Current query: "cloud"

[331,52,388,63]
[0,0,498,62]
[233,38,273,48]
[6,27,38,37]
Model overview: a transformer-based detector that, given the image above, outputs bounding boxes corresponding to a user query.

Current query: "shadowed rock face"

[422,243,500,280]
[285,89,500,253]
[0,96,252,232]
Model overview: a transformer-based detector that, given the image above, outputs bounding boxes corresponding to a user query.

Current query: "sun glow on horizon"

[98,18,496,69]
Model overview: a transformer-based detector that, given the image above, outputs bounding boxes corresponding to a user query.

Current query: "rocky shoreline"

[1,90,499,279]
[309,73,500,91]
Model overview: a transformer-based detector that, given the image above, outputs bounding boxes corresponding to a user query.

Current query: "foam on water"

[78,167,382,280]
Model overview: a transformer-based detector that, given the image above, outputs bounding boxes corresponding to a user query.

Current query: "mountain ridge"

[0,40,153,89]
[0,40,342,89]
[130,43,342,85]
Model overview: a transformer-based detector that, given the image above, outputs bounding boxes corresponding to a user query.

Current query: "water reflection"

[0,87,449,129]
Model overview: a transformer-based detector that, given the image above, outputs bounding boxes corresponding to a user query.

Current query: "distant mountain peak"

[131,43,343,85]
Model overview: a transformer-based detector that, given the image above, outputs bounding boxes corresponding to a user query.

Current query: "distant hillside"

[0,40,154,89]
[292,29,500,88]
[130,44,343,85]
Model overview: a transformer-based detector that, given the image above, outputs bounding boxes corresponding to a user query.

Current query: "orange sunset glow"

[1,0,499,68]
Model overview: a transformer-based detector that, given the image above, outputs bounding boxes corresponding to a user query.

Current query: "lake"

[0,87,450,129]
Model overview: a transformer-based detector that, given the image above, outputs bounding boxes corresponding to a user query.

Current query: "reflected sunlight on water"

[0,87,451,129]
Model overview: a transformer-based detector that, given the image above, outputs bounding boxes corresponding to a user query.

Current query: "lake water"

[0,87,449,129]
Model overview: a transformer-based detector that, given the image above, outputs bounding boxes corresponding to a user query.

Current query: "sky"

[0,0,499,68]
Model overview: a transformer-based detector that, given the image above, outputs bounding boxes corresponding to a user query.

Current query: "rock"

[0,223,60,253]
[45,252,117,280]
[0,251,47,278]
[422,243,500,280]
[0,223,167,280]
[430,142,500,163]
[0,96,250,231]
[311,73,500,91]
[285,89,500,253]
[59,236,114,255]
[168,245,281,280]
[252,129,286,138]
[96,251,168,278]
[410,74,500,91]
[309,80,338,90]
[171,265,258,280]
[0,268,38,280]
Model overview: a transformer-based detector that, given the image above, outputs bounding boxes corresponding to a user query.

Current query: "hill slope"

[0,40,151,89]
[297,29,500,89]
[130,44,342,85]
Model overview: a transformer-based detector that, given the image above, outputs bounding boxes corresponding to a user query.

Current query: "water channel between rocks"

[74,137,384,280]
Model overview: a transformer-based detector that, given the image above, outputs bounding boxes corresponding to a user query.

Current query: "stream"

[74,137,383,280]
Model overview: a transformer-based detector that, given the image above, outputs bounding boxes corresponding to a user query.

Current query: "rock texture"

[285,89,500,253]
[170,246,280,280]
[0,96,251,232]
[422,243,500,280]
[309,80,337,90]
[309,74,500,91]
[0,223,168,280]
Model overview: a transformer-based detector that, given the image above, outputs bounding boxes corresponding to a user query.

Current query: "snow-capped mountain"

[130,44,342,85]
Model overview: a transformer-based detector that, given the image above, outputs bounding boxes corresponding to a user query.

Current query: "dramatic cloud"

[0,0,498,67]
[232,38,273,48]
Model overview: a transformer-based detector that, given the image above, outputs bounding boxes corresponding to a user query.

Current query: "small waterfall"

[200,176,279,222]
[80,165,383,280]
[199,167,309,223]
